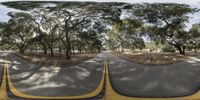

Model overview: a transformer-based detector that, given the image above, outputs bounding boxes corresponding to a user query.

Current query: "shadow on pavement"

[6,53,104,96]
[107,52,200,98]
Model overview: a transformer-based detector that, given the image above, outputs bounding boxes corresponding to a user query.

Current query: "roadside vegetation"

[0,1,200,65]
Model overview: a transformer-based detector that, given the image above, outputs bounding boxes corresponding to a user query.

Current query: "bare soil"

[15,52,96,66]
[117,52,198,65]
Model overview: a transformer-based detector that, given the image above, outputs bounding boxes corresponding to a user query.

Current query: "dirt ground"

[116,52,199,65]
[15,52,96,66]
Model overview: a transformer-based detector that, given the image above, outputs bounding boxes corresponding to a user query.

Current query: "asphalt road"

[0,66,3,87]
[3,52,200,98]
[106,52,200,98]
[0,53,5,87]
[7,53,104,96]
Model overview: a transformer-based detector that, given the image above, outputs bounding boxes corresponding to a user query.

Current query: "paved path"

[0,67,3,87]
[2,52,200,99]
[106,52,200,97]
[6,53,105,97]
[0,52,5,87]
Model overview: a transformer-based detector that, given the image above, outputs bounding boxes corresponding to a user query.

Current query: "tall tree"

[107,19,145,52]
[1,12,34,54]
[188,23,200,51]
[133,3,198,54]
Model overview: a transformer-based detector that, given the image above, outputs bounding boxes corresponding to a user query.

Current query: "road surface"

[1,52,200,99]
[106,52,200,97]
[0,53,5,87]
[6,53,104,97]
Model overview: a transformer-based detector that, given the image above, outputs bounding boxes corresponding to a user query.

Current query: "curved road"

[1,52,200,99]
[7,53,104,97]
[0,53,5,87]
[106,52,200,97]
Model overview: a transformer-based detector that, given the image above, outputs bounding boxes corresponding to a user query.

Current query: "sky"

[0,0,200,30]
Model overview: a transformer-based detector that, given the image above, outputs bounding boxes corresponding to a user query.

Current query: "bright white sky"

[0,0,200,30]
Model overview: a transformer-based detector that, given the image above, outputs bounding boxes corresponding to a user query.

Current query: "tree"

[1,12,35,54]
[31,8,61,57]
[2,1,124,59]
[0,22,7,44]
[188,23,200,52]
[133,3,198,55]
[107,18,145,52]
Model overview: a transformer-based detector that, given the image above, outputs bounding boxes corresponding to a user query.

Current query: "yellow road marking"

[5,56,106,99]
[0,57,9,100]
[4,54,200,100]
[104,58,200,100]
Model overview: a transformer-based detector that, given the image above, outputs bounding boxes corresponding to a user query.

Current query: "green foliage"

[106,18,145,51]
[187,23,200,49]
[145,41,162,50]
[133,3,198,54]
[1,1,116,58]
[190,23,200,37]
[162,43,176,52]
[133,3,196,24]
[1,12,35,54]
[1,1,200,56]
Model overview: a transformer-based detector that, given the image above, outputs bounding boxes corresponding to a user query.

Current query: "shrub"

[162,44,176,52]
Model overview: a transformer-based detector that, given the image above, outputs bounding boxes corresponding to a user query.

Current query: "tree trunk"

[78,47,82,54]
[19,48,25,54]
[65,49,70,60]
[17,44,27,54]
[41,43,47,55]
[19,46,26,54]
[71,45,75,55]
[49,36,54,57]
[60,38,70,59]
[169,41,185,55]
[35,43,37,52]
[44,48,47,55]
[98,47,101,53]
[64,32,71,60]
[176,45,185,55]
[182,46,185,54]
[63,42,71,59]
[58,42,62,53]
[50,47,54,57]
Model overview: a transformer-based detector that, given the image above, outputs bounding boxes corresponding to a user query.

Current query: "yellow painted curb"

[6,56,106,99]
[104,58,200,100]
[0,58,9,100]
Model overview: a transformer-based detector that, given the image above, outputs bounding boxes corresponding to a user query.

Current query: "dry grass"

[117,52,198,65]
[15,52,96,66]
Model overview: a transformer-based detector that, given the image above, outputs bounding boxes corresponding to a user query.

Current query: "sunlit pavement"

[1,52,200,100]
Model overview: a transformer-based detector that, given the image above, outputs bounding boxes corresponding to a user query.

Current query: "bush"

[162,44,176,52]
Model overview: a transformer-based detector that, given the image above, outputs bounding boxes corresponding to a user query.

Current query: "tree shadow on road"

[6,53,104,96]
[108,54,200,97]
